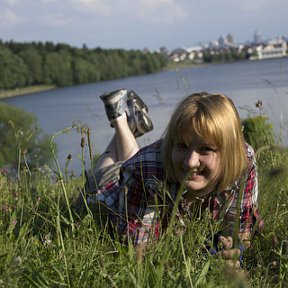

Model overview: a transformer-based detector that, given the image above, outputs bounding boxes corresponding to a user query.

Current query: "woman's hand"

[217,235,243,269]
[135,242,147,263]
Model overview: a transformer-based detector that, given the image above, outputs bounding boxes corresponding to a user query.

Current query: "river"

[2,58,288,175]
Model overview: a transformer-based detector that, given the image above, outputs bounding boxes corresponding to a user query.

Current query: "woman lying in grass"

[76,90,263,267]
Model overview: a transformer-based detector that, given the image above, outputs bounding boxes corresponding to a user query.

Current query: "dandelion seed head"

[255,100,263,108]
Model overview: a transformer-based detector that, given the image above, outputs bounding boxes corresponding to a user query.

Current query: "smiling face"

[171,132,221,199]
[162,93,248,197]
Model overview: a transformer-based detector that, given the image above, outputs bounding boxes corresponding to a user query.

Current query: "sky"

[0,0,287,51]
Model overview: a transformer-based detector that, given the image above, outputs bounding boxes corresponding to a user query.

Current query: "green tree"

[72,57,98,84]
[43,52,73,86]
[0,40,167,88]
[0,102,53,169]
[0,46,28,89]
[19,47,44,85]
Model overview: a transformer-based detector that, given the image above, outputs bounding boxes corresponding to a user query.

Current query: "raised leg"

[94,113,139,172]
[74,88,153,216]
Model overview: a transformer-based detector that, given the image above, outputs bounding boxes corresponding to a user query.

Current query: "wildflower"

[87,128,93,160]
[2,205,11,213]
[80,137,85,148]
[0,168,8,176]
[255,100,263,108]
[66,154,72,161]
[36,197,41,207]
[43,233,52,245]
[14,256,23,266]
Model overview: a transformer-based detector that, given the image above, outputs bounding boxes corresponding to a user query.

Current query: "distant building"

[226,33,234,45]
[254,31,262,44]
[169,48,187,63]
[208,40,219,48]
[143,48,150,53]
[218,33,235,47]
[165,33,287,64]
[218,35,225,47]
[168,46,203,63]
[250,37,287,60]
[159,46,169,56]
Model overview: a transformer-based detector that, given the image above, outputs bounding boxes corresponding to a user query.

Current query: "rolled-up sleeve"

[240,145,263,233]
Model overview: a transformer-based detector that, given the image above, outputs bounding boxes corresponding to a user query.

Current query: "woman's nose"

[185,150,200,168]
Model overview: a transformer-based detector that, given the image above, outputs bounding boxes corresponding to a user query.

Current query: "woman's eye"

[200,146,217,153]
[176,142,188,149]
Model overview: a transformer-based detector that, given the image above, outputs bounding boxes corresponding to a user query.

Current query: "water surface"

[2,58,288,174]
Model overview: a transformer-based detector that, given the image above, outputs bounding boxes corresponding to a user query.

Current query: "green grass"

[0,122,288,287]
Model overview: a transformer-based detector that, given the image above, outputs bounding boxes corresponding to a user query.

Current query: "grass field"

[0,115,288,287]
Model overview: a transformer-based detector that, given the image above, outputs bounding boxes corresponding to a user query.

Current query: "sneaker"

[100,89,128,122]
[100,89,153,138]
[127,90,153,137]
[128,90,149,113]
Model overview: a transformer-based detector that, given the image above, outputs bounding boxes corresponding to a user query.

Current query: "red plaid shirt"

[88,139,263,245]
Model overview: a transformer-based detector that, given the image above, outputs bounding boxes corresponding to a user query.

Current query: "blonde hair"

[161,92,247,192]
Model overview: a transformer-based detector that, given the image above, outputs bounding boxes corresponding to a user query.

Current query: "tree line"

[0,40,167,90]
[202,47,247,63]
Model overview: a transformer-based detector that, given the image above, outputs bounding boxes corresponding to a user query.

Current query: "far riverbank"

[0,62,204,100]
[0,60,255,100]
[0,85,56,99]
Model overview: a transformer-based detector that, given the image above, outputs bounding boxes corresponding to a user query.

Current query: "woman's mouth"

[184,168,206,181]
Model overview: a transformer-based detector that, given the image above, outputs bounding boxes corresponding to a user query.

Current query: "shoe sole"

[136,112,153,137]
[100,89,128,121]
[100,89,128,104]
[129,100,153,138]
[128,90,148,113]
[100,88,153,137]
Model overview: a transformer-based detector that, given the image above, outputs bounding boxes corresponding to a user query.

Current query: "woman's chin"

[185,177,207,191]
[184,180,212,199]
